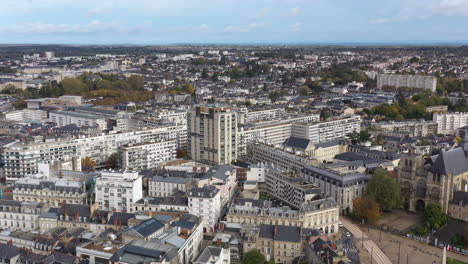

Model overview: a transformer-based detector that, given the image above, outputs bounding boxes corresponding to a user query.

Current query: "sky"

[1,0,468,45]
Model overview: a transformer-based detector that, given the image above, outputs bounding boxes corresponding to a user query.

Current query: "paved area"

[375,210,423,233]
[340,226,361,263]
[341,217,392,264]
[365,225,468,264]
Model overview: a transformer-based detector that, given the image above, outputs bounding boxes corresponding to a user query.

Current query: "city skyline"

[1,0,468,44]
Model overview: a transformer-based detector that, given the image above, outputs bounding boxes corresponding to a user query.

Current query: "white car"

[346,232,351,237]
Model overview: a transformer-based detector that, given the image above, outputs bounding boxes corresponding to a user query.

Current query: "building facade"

[188,106,238,165]
[95,171,143,213]
[433,112,468,134]
[188,185,221,233]
[119,140,177,171]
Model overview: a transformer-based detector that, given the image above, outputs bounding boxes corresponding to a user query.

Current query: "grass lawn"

[448,257,468,264]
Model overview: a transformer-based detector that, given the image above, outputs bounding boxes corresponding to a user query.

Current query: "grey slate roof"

[299,198,338,213]
[451,191,468,206]
[0,243,21,259]
[188,185,219,198]
[125,217,164,238]
[283,137,311,149]
[195,246,222,263]
[259,224,302,243]
[429,147,468,176]
[315,140,340,149]
[151,175,192,184]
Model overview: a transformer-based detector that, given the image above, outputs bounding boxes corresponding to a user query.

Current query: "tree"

[298,85,309,96]
[367,169,401,212]
[320,108,332,121]
[106,152,120,169]
[201,68,209,79]
[424,203,448,231]
[185,82,196,95]
[352,196,381,224]
[243,249,265,264]
[81,157,96,172]
[62,78,86,94]
[127,75,144,90]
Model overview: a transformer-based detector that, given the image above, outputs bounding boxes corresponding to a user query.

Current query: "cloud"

[251,7,272,20]
[435,0,468,16]
[369,18,390,24]
[286,6,301,16]
[223,22,265,33]
[0,20,151,34]
[87,7,103,16]
[289,22,302,32]
[199,24,210,32]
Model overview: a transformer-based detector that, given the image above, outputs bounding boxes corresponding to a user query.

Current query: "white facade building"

[95,171,143,213]
[377,74,437,92]
[433,112,468,134]
[188,185,221,233]
[119,140,177,171]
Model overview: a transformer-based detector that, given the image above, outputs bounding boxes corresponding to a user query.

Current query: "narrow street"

[341,217,392,264]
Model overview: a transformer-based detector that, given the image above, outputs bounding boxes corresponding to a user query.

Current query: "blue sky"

[1,0,468,44]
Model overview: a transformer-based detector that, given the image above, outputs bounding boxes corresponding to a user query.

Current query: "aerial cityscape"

[0,1,468,264]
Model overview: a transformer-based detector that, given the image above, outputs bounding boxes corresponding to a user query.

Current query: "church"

[398,131,468,213]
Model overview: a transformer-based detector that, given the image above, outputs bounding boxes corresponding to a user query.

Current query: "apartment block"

[433,112,468,134]
[188,106,237,165]
[95,171,143,213]
[264,168,321,209]
[377,74,437,92]
[119,140,177,171]
[188,185,221,233]
[13,177,87,206]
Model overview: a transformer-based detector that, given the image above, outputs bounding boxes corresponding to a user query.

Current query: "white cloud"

[0,20,151,34]
[87,7,103,16]
[436,0,468,15]
[286,6,301,16]
[369,18,390,24]
[199,24,210,32]
[289,22,302,32]
[223,22,265,33]
[251,7,272,20]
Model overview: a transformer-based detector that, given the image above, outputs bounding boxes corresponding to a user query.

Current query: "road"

[341,217,392,264]
[340,226,361,264]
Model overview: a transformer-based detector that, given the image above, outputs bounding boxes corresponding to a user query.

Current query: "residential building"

[243,224,302,264]
[188,106,238,165]
[134,197,189,213]
[119,140,177,171]
[95,171,143,213]
[0,200,47,231]
[188,185,221,233]
[433,112,468,134]
[371,120,437,137]
[301,166,369,213]
[13,177,87,206]
[197,165,237,205]
[264,168,321,209]
[377,74,437,92]
[49,110,108,131]
[194,246,230,264]
[291,116,361,144]
[227,198,339,234]
[448,191,468,222]
[148,176,194,197]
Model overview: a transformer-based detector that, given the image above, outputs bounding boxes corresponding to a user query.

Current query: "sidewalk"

[341,217,392,264]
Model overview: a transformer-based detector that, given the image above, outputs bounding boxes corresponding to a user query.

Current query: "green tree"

[62,78,87,94]
[201,68,209,79]
[352,196,381,224]
[106,152,120,169]
[185,82,196,95]
[127,75,144,90]
[81,157,96,172]
[298,85,309,96]
[424,203,448,231]
[243,249,265,264]
[367,169,401,212]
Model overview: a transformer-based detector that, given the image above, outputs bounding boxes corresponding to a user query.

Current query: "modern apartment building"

[247,142,311,173]
[119,139,177,171]
[371,120,437,137]
[433,112,468,134]
[95,171,143,213]
[301,166,369,213]
[49,110,108,131]
[188,185,221,233]
[188,106,237,165]
[148,175,195,197]
[13,177,87,206]
[1,125,186,182]
[291,116,361,144]
[264,168,321,209]
[377,74,437,92]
